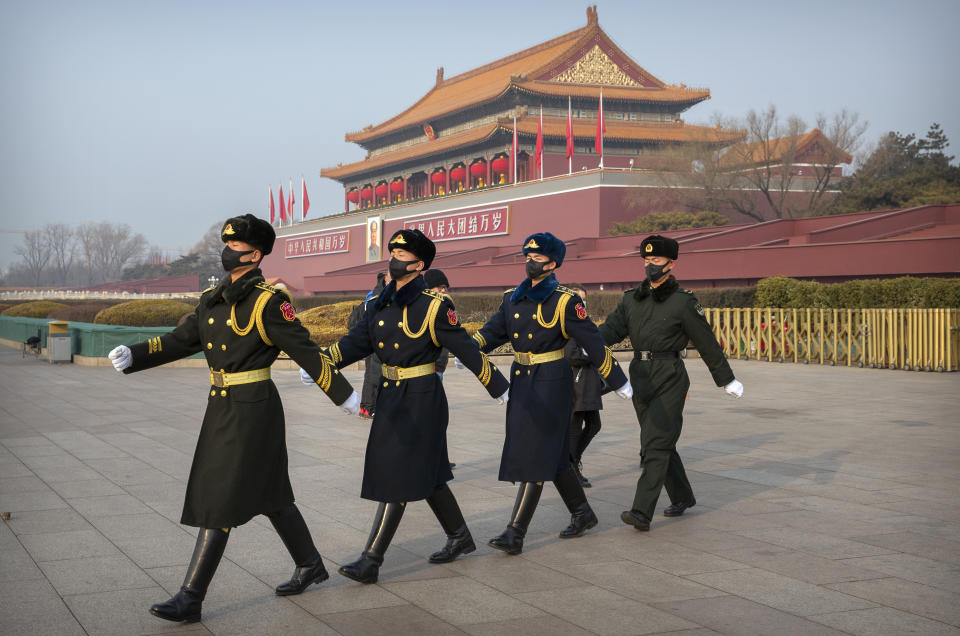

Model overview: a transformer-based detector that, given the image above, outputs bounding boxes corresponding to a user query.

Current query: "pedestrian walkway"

[1,347,959,635]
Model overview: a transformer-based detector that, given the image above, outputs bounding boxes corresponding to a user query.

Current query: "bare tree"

[193,222,224,265]
[807,109,868,214]
[44,223,76,285]
[14,230,52,286]
[77,221,145,283]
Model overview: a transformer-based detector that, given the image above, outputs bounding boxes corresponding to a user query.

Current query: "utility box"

[47,321,72,363]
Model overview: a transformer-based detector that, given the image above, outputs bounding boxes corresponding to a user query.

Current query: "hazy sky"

[1,0,957,270]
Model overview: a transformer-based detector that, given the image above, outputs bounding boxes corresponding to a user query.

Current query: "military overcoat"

[327,275,509,503]
[123,269,353,528]
[474,274,627,482]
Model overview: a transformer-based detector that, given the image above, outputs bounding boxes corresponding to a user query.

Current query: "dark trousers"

[360,355,382,412]
[568,410,601,462]
[631,393,693,519]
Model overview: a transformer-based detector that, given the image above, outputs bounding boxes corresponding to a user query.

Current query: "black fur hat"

[221,214,276,255]
[521,232,566,267]
[423,269,449,289]
[388,229,436,269]
[640,234,679,259]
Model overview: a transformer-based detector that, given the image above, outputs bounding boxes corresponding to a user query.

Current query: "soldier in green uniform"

[108,214,359,623]
[598,234,744,532]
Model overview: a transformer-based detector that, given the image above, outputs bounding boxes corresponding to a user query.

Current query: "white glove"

[453,357,465,369]
[108,345,132,372]
[496,389,509,405]
[299,367,313,385]
[340,391,360,415]
[615,381,633,400]
[723,379,744,398]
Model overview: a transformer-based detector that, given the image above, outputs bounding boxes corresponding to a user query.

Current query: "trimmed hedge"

[47,303,114,323]
[94,300,196,327]
[2,301,69,318]
[754,276,960,308]
[298,300,361,347]
[292,295,364,311]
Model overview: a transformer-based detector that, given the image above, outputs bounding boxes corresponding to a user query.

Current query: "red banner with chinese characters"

[285,230,350,258]
[402,206,509,242]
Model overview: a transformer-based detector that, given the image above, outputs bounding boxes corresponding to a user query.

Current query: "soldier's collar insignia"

[524,239,539,249]
[222,223,235,236]
[392,234,407,244]
[644,244,653,253]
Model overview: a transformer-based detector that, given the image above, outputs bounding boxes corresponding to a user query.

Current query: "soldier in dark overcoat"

[108,214,359,623]
[473,232,631,555]
[598,234,744,532]
[313,229,509,584]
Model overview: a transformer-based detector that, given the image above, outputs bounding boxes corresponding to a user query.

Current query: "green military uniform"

[599,274,734,521]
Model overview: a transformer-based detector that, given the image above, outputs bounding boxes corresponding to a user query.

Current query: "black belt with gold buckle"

[634,351,679,361]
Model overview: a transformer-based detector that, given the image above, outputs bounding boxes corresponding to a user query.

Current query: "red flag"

[269,186,276,224]
[511,115,518,183]
[288,178,295,220]
[279,184,287,222]
[301,177,310,219]
[565,96,574,168]
[536,105,543,178]
[595,91,605,162]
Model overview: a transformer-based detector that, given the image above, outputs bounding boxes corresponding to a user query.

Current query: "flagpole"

[289,177,294,226]
[301,175,305,223]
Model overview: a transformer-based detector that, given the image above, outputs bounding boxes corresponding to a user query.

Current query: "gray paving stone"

[69,493,154,517]
[461,614,595,636]
[63,585,211,636]
[20,528,122,562]
[320,603,466,636]
[47,477,128,498]
[850,531,960,566]
[0,474,49,494]
[382,575,544,625]
[734,525,898,559]
[3,507,93,535]
[652,595,847,635]
[0,578,85,635]
[809,606,960,635]
[841,553,960,594]
[557,559,727,603]
[89,512,196,568]
[0,488,68,513]
[828,577,960,627]
[40,554,156,595]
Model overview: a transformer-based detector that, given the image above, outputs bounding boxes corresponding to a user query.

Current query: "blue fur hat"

[521,232,565,267]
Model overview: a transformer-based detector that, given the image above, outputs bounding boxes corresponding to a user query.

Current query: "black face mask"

[389,257,419,280]
[221,246,256,272]
[645,261,671,281]
[525,259,552,279]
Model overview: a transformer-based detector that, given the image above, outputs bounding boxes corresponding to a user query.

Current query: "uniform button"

[527,369,531,375]
[378,342,384,348]
[210,389,215,397]
[220,390,227,397]
[393,343,399,349]
[395,381,400,387]
[514,313,519,318]
[513,332,519,338]
[226,319,232,326]
[383,381,388,387]
[527,334,533,339]
[378,320,384,326]
[532,314,537,319]
[206,343,212,349]
[221,344,226,351]
[515,370,520,375]
[397,322,403,327]
[208,318,214,324]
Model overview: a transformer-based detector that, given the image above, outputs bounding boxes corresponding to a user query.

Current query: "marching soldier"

[108,214,359,623]
[598,234,744,532]
[307,229,510,584]
[473,232,631,555]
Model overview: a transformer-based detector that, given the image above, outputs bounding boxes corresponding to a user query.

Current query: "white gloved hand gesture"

[723,379,744,398]
[453,357,465,369]
[299,367,313,385]
[108,345,132,372]
[496,389,509,405]
[615,381,634,400]
[340,391,360,415]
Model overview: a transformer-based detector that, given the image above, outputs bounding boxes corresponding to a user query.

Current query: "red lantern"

[430,172,446,185]
[346,190,360,203]
[390,181,404,193]
[375,184,388,197]
[491,157,509,173]
[450,167,466,181]
[360,187,373,199]
[469,162,486,176]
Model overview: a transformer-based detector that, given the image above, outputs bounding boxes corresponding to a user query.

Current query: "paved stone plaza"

[1,346,959,635]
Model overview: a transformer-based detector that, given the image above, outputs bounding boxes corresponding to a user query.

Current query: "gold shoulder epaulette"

[556,285,576,296]
[256,282,291,301]
[681,289,695,295]
[200,285,216,294]
[421,289,444,300]
[504,287,515,294]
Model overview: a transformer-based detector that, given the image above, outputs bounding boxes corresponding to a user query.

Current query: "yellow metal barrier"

[705,308,960,372]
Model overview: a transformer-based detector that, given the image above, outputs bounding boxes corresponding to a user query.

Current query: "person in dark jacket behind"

[108,214,359,624]
[563,287,605,488]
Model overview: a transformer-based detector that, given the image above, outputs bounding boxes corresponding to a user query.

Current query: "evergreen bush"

[2,301,69,318]
[93,300,196,326]
[47,303,114,323]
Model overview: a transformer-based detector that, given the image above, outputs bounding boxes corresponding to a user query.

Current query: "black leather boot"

[149,528,229,623]
[488,482,542,555]
[555,466,598,538]
[338,502,405,584]
[425,484,476,563]
[267,504,329,596]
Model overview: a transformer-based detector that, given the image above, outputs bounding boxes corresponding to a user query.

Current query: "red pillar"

[486,157,492,188]
[344,190,349,213]
[403,175,408,202]
[445,164,451,195]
